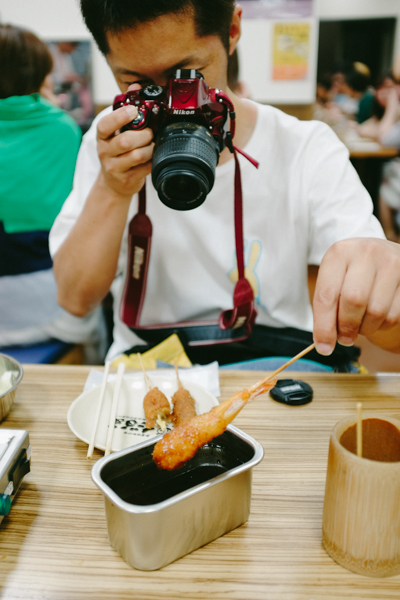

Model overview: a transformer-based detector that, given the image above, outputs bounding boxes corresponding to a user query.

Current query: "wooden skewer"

[156,415,167,432]
[104,362,125,456]
[357,402,363,458]
[174,361,183,390]
[248,343,316,393]
[214,343,316,418]
[214,344,315,414]
[137,353,152,390]
[87,360,111,460]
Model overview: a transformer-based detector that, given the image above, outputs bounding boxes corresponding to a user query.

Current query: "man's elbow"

[56,285,98,318]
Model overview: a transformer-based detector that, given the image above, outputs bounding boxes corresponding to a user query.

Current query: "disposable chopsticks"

[104,362,125,456]
[87,360,111,459]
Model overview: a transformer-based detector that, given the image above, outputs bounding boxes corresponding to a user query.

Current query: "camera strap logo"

[132,246,145,280]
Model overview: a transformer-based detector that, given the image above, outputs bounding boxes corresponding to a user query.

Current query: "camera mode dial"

[143,84,164,99]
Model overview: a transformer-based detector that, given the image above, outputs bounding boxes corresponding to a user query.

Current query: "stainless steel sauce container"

[92,424,264,570]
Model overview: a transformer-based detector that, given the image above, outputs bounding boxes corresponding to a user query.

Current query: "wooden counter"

[349,145,398,159]
[0,365,399,599]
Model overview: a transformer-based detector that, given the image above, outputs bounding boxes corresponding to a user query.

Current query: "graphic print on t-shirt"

[229,239,262,305]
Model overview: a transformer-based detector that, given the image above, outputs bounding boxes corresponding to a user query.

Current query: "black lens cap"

[270,379,313,406]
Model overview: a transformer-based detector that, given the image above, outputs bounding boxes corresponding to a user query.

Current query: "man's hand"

[96,84,154,199]
[313,238,400,355]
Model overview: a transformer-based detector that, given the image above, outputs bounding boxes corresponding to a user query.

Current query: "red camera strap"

[119,148,259,344]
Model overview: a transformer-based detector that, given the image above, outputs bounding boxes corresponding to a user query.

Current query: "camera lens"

[152,122,220,210]
[162,174,202,203]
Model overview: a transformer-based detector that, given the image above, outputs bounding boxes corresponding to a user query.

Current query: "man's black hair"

[332,60,353,76]
[80,0,236,55]
[345,68,369,94]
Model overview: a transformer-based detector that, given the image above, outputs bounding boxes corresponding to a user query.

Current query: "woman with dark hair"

[0,24,105,362]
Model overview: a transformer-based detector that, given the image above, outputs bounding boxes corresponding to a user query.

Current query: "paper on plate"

[83,361,220,398]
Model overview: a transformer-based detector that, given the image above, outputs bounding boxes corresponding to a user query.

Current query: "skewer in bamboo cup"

[322,412,400,577]
[356,402,363,457]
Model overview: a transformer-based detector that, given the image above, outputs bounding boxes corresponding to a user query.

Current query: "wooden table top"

[1,365,400,599]
[349,145,398,159]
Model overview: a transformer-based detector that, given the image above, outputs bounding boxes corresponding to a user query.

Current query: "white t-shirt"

[50,102,384,359]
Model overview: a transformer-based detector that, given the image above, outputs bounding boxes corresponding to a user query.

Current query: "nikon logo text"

[132,246,144,280]
[173,109,195,114]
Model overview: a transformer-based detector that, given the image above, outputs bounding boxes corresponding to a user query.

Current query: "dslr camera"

[113,69,234,210]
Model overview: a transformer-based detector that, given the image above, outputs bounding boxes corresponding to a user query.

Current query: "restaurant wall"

[318,0,400,58]
[1,0,400,106]
[0,0,119,106]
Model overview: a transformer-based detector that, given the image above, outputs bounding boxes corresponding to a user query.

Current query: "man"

[50,0,400,365]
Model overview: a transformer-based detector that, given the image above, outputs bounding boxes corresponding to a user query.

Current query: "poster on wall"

[241,0,313,20]
[47,40,95,133]
[272,22,310,80]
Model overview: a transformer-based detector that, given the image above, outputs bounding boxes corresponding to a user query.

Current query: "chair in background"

[0,341,84,365]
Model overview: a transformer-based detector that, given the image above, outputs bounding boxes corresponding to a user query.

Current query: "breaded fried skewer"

[170,363,197,427]
[138,354,171,431]
[153,343,316,470]
[153,378,276,470]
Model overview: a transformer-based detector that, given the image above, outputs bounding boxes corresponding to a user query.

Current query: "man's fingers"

[104,143,155,173]
[103,128,154,159]
[380,286,400,330]
[97,105,138,141]
[336,262,375,345]
[313,238,400,356]
[358,270,398,337]
[127,83,142,92]
[313,244,347,356]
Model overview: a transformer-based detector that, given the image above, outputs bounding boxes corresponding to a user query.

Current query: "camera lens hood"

[152,122,219,210]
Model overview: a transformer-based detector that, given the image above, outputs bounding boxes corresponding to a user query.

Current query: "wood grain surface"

[0,365,399,599]
[349,146,399,159]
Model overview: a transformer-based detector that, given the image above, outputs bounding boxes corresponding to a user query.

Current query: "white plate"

[67,375,219,452]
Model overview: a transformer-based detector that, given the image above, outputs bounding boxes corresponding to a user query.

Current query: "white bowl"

[0,354,24,421]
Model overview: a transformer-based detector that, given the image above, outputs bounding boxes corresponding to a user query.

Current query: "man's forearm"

[53,174,132,316]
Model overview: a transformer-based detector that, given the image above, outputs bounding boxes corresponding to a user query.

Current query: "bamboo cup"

[322,414,400,578]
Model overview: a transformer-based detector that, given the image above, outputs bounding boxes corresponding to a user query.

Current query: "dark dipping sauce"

[100,430,255,506]
[340,418,400,462]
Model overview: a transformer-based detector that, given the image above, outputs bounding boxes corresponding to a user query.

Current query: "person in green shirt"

[0,24,82,234]
[342,62,375,124]
[0,24,105,362]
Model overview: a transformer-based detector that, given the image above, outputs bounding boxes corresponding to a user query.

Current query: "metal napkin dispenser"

[0,429,31,521]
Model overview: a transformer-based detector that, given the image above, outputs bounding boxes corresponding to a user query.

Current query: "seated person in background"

[358,73,400,144]
[329,60,359,118]
[393,49,400,83]
[0,24,106,363]
[315,73,332,106]
[312,72,344,124]
[50,0,400,369]
[341,62,375,124]
[358,74,400,242]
